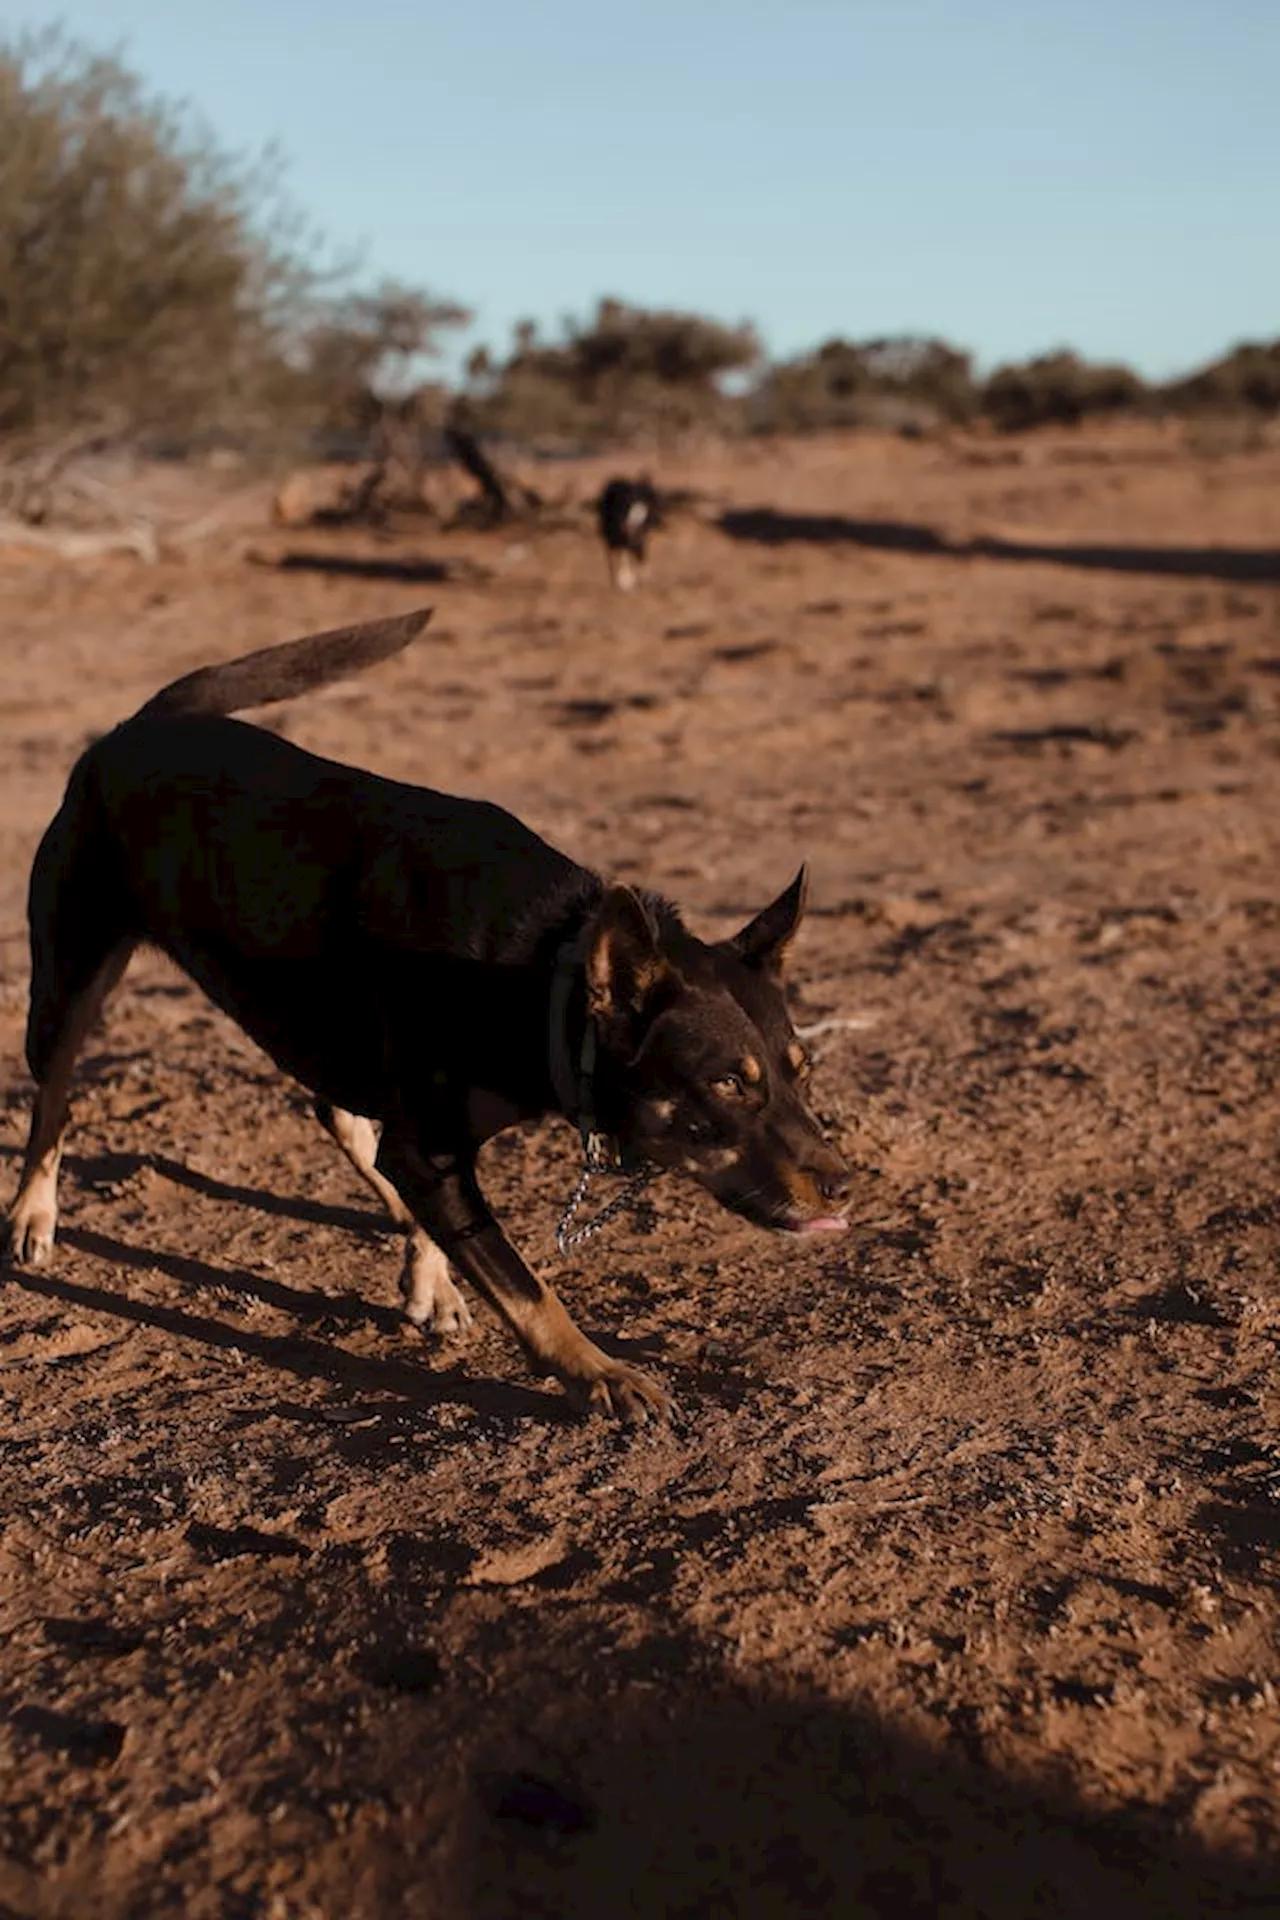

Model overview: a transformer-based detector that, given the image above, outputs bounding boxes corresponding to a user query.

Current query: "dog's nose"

[818,1167,853,1207]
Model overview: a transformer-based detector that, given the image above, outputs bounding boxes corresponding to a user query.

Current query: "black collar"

[548,935,622,1170]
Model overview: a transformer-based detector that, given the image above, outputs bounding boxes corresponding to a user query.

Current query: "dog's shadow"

[68,1148,391,1240]
[61,1217,405,1333]
[13,1241,564,1427]
[4,1146,671,1424]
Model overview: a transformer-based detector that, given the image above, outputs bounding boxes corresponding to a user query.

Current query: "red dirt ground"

[3,423,1280,1918]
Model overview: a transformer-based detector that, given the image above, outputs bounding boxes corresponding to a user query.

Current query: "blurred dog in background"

[597,475,661,590]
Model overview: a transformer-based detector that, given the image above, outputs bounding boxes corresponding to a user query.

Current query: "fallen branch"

[794,1016,878,1039]
[0,514,159,562]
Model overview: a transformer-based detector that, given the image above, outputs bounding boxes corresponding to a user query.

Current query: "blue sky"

[37,0,1280,377]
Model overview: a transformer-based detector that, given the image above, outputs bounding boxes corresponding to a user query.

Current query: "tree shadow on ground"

[257,550,489,584]
[718,508,1280,583]
[11,1615,1273,1918]
[456,1676,1280,1920]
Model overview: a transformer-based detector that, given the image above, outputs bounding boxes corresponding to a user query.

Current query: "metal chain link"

[555,1157,658,1255]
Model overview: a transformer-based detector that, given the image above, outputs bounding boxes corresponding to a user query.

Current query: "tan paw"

[407,1273,474,1339]
[4,1196,57,1267]
[571,1354,673,1426]
[399,1240,474,1338]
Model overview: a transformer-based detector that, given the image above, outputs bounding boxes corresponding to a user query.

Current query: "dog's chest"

[466,1087,526,1136]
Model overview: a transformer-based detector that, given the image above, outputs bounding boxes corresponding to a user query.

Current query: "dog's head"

[585,872,851,1234]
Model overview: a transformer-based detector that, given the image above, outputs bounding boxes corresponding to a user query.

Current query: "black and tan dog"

[597,476,661,591]
[4,610,850,1421]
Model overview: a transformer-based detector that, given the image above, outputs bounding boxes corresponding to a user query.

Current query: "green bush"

[750,336,976,434]
[293,281,470,451]
[471,300,760,447]
[1162,341,1280,415]
[980,351,1147,432]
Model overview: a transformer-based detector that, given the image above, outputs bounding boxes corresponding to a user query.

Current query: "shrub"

[291,280,470,453]
[750,335,976,434]
[471,300,761,447]
[980,351,1147,432]
[1162,341,1280,416]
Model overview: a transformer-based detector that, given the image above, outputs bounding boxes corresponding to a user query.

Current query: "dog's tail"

[133,606,432,722]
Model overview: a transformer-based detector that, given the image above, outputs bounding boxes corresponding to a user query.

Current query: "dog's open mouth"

[720,1192,851,1236]
[731,1199,850,1236]
[778,1211,849,1236]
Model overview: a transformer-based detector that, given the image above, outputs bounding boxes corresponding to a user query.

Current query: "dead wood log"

[443,406,542,526]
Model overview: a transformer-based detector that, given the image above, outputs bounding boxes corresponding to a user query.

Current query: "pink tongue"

[793,1214,849,1236]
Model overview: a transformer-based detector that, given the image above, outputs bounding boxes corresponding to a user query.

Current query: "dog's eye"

[711,1073,745,1099]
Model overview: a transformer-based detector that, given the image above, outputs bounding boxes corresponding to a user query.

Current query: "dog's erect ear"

[586,887,671,1028]
[728,867,808,976]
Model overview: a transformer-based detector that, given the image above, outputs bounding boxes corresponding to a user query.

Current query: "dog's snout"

[818,1167,853,1207]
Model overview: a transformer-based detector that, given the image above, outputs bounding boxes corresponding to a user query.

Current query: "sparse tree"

[475,299,761,446]
[293,279,470,447]
[0,27,314,449]
[0,26,470,527]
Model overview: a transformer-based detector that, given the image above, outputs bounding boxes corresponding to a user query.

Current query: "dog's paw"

[4,1198,57,1268]
[399,1238,474,1338]
[572,1356,673,1426]
[405,1276,474,1339]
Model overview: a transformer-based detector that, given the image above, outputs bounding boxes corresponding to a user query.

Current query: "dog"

[597,476,661,591]
[4,609,850,1421]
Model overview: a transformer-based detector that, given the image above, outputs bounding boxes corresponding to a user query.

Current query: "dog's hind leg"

[314,1101,473,1336]
[7,938,134,1265]
[314,1100,413,1225]
[8,781,137,1267]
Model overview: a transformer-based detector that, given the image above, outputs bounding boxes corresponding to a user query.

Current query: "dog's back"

[88,713,583,964]
[55,597,582,979]
[27,605,592,1112]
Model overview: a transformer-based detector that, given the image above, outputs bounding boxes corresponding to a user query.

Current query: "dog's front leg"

[375,1133,670,1424]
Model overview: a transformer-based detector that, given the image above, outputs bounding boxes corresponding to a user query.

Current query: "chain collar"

[554,1151,658,1255]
